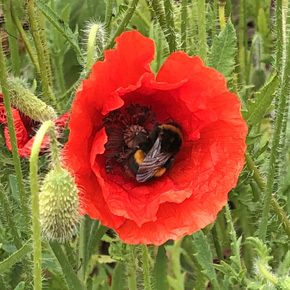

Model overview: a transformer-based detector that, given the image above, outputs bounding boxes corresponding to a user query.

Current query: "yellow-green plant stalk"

[218,0,226,30]
[30,120,80,289]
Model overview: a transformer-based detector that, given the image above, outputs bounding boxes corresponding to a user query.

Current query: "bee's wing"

[136,137,171,182]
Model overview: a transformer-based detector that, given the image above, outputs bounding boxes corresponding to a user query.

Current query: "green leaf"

[35,0,85,65]
[153,246,169,290]
[0,239,31,274]
[243,74,279,126]
[277,251,290,276]
[247,237,273,263]
[214,261,238,277]
[50,242,85,290]
[13,282,25,290]
[111,262,127,290]
[209,20,237,78]
[193,231,220,289]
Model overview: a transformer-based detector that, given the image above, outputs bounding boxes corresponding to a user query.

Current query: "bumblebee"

[129,123,183,182]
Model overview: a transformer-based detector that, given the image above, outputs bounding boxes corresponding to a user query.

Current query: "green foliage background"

[1,0,290,289]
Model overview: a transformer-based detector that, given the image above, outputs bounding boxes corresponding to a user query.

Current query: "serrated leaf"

[243,74,279,126]
[35,0,84,65]
[193,231,219,288]
[247,237,273,263]
[229,236,243,269]
[214,261,238,276]
[209,20,237,78]
[0,240,31,274]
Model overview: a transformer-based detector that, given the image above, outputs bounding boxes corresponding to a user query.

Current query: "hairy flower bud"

[39,167,79,242]
[6,77,57,122]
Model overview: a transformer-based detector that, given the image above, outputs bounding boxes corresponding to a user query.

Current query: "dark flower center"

[102,104,156,175]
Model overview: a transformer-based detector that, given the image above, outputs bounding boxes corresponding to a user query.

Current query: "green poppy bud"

[7,77,57,122]
[39,167,79,242]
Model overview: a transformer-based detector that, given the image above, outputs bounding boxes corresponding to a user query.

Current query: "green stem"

[30,121,55,290]
[244,151,266,190]
[52,57,66,96]
[0,186,22,249]
[276,0,283,72]
[37,8,53,89]
[197,0,207,64]
[258,262,278,285]
[163,0,177,52]
[270,197,290,239]
[282,0,288,55]
[212,0,217,38]
[3,1,20,76]
[0,27,30,234]
[171,239,184,290]
[245,152,290,240]
[218,2,226,30]
[50,242,85,290]
[104,0,113,34]
[212,225,224,261]
[49,124,61,170]
[276,0,290,198]
[103,0,139,52]
[78,217,87,283]
[258,26,290,240]
[238,0,246,84]
[27,0,53,104]
[180,0,187,51]
[225,204,242,272]
[127,245,138,290]
[141,245,152,290]
[10,0,40,74]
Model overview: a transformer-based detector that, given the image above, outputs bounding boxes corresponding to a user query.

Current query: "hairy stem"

[30,121,55,290]
[141,245,152,290]
[0,27,30,233]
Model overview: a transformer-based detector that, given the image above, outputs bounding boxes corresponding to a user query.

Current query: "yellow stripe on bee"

[154,167,166,177]
[160,124,183,141]
[134,149,145,165]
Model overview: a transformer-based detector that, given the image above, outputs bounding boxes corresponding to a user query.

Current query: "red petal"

[4,108,29,152]
[3,109,70,158]
[64,31,156,224]
[64,33,248,244]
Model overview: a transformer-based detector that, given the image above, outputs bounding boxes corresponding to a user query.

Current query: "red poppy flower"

[0,94,70,158]
[63,31,247,245]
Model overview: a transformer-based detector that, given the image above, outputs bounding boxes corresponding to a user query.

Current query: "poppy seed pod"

[39,167,80,242]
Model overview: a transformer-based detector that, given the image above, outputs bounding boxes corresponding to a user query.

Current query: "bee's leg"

[164,157,175,171]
